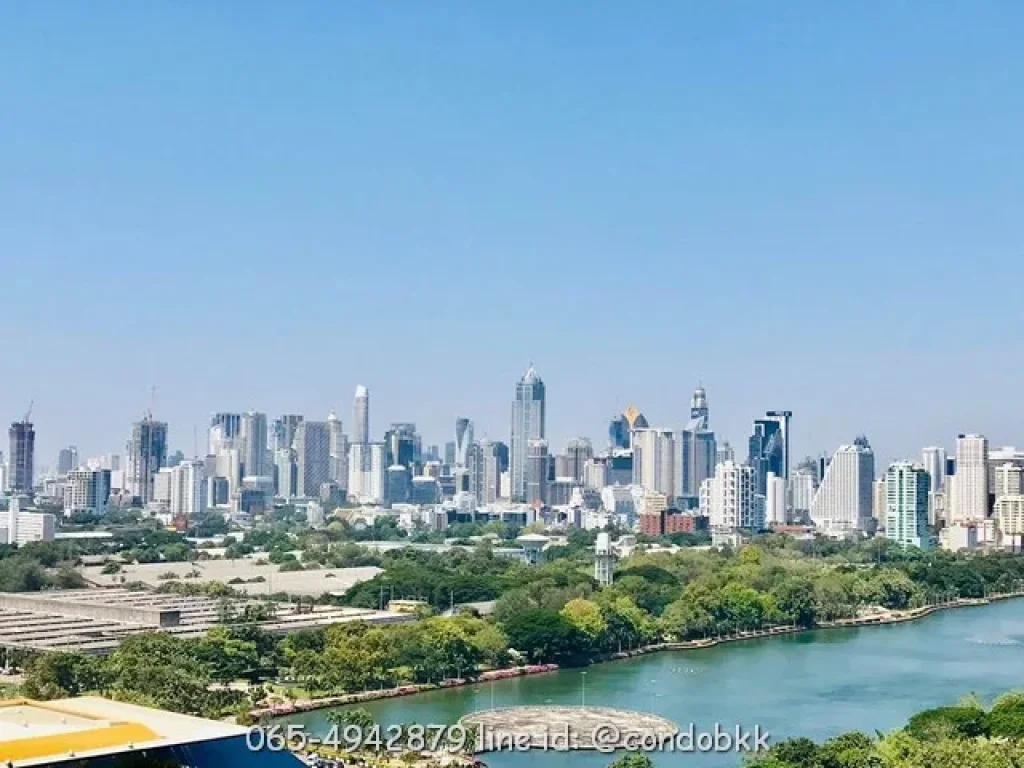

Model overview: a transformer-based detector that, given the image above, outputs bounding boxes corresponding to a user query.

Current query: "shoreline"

[256,592,1021,720]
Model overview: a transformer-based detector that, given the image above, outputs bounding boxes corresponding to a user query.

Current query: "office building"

[921,447,946,493]
[748,411,791,494]
[995,496,1024,549]
[125,416,168,505]
[4,495,56,545]
[273,414,304,453]
[565,437,593,484]
[274,448,296,498]
[208,413,241,454]
[454,417,474,469]
[64,468,112,516]
[384,422,420,473]
[680,385,716,502]
[809,439,875,534]
[443,442,456,467]
[510,366,546,501]
[885,462,931,549]
[707,460,762,531]
[327,411,348,489]
[632,428,676,498]
[238,411,268,478]
[948,434,989,523]
[352,385,370,446]
[294,421,331,498]
[608,405,648,450]
[526,439,550,505]
[386,465,411,505]
[8,420,35,493]
[57,446,79,476]
[716,441,735,466]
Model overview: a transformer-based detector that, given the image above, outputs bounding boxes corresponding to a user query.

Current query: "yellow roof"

[0,697,245,766]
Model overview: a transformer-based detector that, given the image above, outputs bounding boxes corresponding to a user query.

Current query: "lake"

[284,598,1024,766]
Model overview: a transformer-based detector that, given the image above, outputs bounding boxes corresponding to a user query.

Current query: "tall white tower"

[921,447,946,493]
[594,532,615,586]
[949,434,988,523]
[810,441,875,533]
[353,386,370,446]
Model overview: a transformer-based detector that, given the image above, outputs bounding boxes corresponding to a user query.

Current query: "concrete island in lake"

[459,706,678,751]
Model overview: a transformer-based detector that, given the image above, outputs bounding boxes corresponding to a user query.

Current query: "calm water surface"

[285,599,1024,766]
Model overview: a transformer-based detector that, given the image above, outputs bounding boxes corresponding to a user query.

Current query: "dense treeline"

[750,692,1024,767]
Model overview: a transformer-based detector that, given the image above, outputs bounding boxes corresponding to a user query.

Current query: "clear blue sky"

[2,2,1022,468]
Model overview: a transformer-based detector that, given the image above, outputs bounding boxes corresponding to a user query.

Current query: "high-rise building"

[716,442,735,466]
[170,459,206,519]
[57,446,79,476]
[294,421,331,498]
[872,477,887,530]
[384,423,419,473]
[680,385,716,502]
[608,406,648,450]
[987,447,1024,497]
[367,443,387,502]
[632,428,676,497]
[353,385,370,446]
[948,434,989,523]
[471,439,501,504]
[8,420,35,493]
[765,471,787,526]
[274,448,297,498]
[386,465,411,505]
[526,439,550,505]
[510,366,546,502]
[809,440,875,533]
[707,461,762,531]
[564,438,593,484]
[454,418,474,469]
[995,463,1024,498]
[327,412,348,489]
[273,415,304,453]
[885,462,931,549]
[208,413,241,454]
[240,411,268,478]
[443,442,456,467]
[788,468,817,522]
[748,411,791,494]
[64,469,111,515]
[921,447,946,493]
[125,416,168,505]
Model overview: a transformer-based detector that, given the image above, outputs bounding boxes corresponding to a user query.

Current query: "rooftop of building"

[0,587,411,655]
[0,696,246,766]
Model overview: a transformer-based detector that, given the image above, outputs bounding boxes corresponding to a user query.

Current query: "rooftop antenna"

[193,425,199,460]
[147,386,157,419]
[23,400,33,423]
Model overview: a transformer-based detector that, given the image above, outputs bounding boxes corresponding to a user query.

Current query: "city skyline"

[3,4,1024,468]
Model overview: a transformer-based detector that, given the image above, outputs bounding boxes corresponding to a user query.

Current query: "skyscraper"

[748,411,792,494]
[608,406,648,450]
[327,411,348,489]
[294,421,331,498]
[921,447,946,493]
[126,416,168,505]
[510,366,546,502]
[353,385,370,446]
[454,418,474,469]
[680,385,716,502]
[565,438,593,484]
[948,434,988,523]
[632,428,676,497]
[208,413,241,454]
[273,414,304,453]
[809,440,875,533]
[57,446,79,476]
[885,462,931,549]
[240,411,268,478]
[8,420,35,493]
[526,438,550,505]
